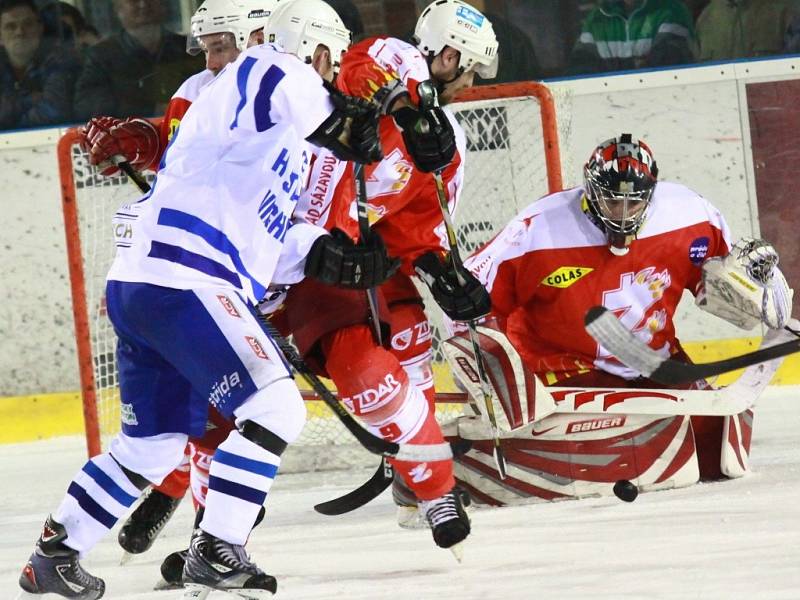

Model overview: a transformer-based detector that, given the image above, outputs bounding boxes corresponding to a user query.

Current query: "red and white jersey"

[337,36,431,107]
[465,183,732,381]
[295,36,467,277]
[144,69,216,171]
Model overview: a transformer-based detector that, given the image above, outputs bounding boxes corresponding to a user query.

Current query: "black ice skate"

[17,515,105,600]
[155,505,267,591]
[118,487,182,556]
[181,530,276,599]
[419,488,472,561]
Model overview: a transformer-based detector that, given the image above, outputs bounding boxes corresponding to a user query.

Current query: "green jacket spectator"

[0,0,81,129]
[74,0,203,119]
[569,0,696,74]
[696,0,800,61]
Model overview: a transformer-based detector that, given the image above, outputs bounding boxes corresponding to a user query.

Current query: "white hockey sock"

[200,429,280,545]
[53,453,142,557]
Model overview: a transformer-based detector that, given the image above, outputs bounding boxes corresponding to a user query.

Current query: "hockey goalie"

[442,133,795,505]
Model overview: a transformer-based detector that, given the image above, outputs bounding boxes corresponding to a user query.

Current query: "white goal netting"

[60,82,563,472]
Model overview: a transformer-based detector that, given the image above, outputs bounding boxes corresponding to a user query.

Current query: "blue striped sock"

[53,453,142,556]
[201,430,280,545]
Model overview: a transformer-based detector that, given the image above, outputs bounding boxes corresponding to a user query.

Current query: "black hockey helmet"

[583,133,658,253]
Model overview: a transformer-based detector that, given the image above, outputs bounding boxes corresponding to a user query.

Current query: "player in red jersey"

[443,134,794,505]
[268,0,499,553]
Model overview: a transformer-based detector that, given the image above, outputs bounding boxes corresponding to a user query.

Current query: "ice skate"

[17,515,105,600]
[118,487,181,560]
[419,488,472,561]
[181,530,276,599]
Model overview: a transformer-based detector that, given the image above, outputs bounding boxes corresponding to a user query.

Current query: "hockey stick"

[353,162,383,345]
[417,81,507,479]
[114,158,151,193]
[314,457,394,515]
[314,436,474,516]
[257,317,453,463]
[121,165,452,463]
[584,306,800,385]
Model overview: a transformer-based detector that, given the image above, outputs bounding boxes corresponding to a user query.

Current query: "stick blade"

[314,460,393,516]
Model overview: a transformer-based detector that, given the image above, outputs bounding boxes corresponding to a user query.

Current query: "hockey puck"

[613,479,638,502]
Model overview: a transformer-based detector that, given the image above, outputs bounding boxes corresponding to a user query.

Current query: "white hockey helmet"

[188,0,279,55]
[265,0,351,73]
[413,0,499,78]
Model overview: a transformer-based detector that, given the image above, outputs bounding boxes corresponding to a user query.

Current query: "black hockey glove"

[414,252,491,321]
[306,84,383,164]
[305,228,400,289]
[393,105,456,173]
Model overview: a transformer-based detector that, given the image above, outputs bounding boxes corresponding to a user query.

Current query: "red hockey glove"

[81,117,160,176]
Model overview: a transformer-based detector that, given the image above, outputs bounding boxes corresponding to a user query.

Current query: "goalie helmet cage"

[58,81,563,464]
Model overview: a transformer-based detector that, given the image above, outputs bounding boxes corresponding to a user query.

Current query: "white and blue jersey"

[107,44,332,304]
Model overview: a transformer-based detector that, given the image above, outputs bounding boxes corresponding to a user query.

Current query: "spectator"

[0,0,81,129]
[322,0,364,40]
[41,2,100,52]
[696,0,800,61]
[74,0,203,120]
[569,0,696,75]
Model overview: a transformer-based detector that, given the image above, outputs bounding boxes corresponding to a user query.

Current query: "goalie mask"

[413,0,499,80]
[265,0,351,74]
[188,0,277,55]
[583,134,658,254]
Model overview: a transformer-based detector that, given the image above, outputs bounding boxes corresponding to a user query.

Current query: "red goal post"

[58,81,563,464]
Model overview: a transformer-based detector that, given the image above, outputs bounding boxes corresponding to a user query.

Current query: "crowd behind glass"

[1,0,799,132]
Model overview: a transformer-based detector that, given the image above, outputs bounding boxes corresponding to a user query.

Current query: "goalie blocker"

[440,322,791,506]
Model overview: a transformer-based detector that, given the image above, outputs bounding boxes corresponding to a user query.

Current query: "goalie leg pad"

[324,326,454,500]
[720,409,754,478]
[450,412,699,506]
[284,277,391,376]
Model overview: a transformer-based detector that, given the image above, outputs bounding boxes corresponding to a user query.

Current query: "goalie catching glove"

[414,252,491,321]
[80,116,160,176]
[306,83,383,164]
[305,228,400,289]
[697,237,794,330]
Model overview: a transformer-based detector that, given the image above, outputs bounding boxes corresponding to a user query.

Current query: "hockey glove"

[393,105,456,173]
[414,252,491,321]
[305,228,400,289]
[81,117,160,176]
[306,84,383,164]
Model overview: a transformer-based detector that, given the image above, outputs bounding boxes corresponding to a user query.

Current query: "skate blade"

[153,577,182,591]
[182,583,274,599]
[448,541,465,563]
[15,590,40,599]
[119,551,134,565]
[182,583,212,600]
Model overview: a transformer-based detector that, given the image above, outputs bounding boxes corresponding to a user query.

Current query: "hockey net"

[59,81,562,472]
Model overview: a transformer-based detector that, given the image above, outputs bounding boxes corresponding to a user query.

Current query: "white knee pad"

[109,432,188,485]
[234,376,307,444]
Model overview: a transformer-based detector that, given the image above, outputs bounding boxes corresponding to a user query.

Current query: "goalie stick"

[121,166,453,464]
[584,306,800,385]
[417,80,507,480]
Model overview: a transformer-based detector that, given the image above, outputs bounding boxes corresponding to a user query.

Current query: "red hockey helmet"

[583,134,658,252]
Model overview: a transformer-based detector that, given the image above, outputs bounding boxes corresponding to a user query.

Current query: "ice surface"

[2,387,799,599]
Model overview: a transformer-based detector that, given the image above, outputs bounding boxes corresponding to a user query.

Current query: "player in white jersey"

[77,0,282,579]
[17,2,394,598]
[443,134,794,505]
